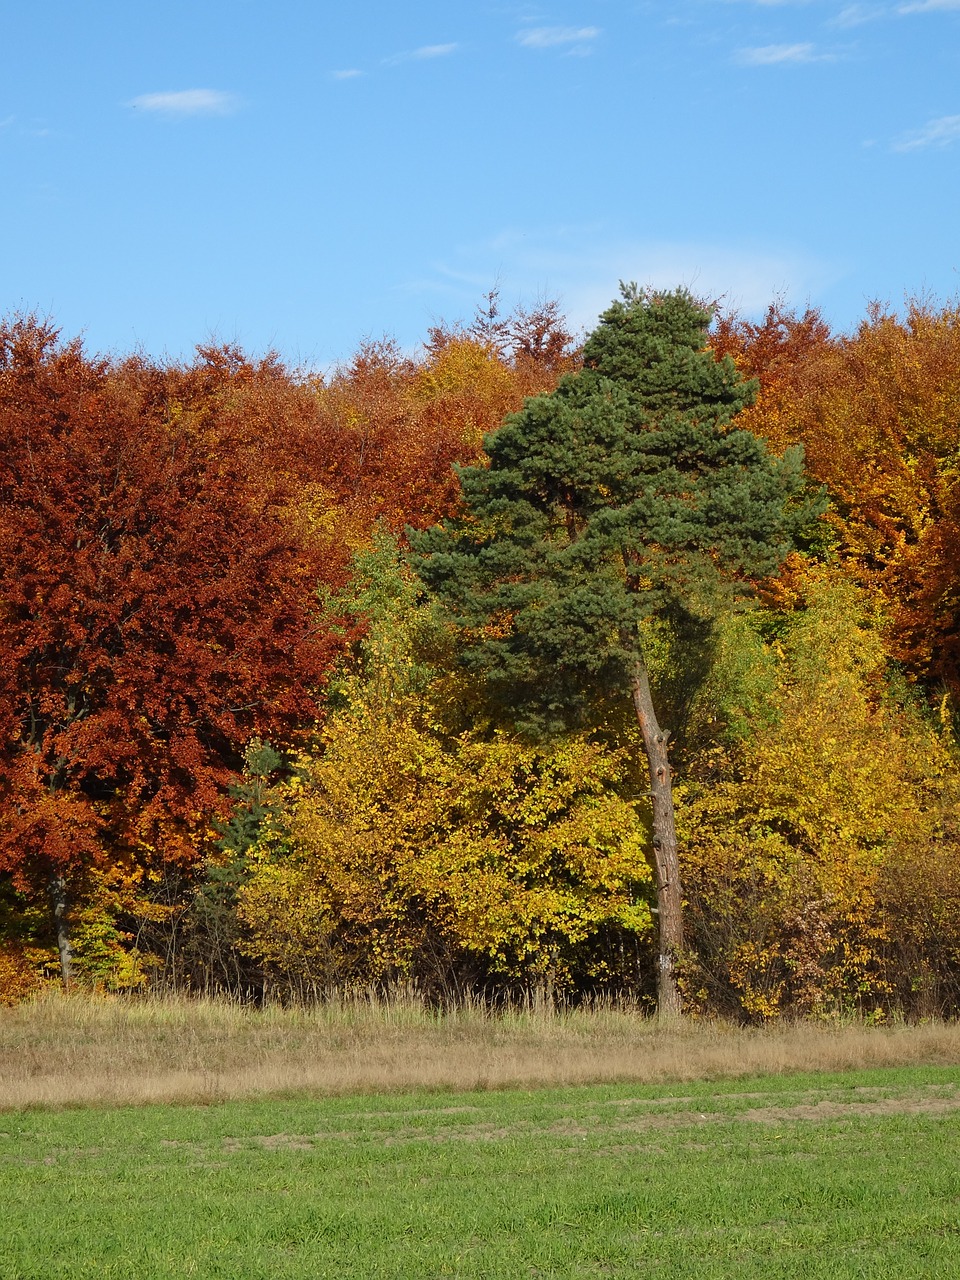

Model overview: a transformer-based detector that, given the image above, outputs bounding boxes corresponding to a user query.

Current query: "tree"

[235,539,651,997]
[307,294,579,544]
[678,566,959,1019]
[411,287,816,1015]
[0,319,350,981]
[715,296,960,704]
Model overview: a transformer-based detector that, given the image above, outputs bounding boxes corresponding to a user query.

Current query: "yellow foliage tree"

[678,565,959,1019]
[235,535,652,995]
[237,702,652,995]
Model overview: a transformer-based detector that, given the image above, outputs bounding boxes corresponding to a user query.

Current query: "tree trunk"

[630,660,683,1018]
[48,872,75,986]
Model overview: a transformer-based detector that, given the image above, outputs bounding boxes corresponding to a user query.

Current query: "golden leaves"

[678,567,957,1018]
[237,705,652,990]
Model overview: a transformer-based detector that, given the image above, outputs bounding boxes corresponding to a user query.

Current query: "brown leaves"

[0,319,351,890]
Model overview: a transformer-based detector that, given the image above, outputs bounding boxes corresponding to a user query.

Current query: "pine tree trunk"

[48,872,75,986]
[630,661,683,1018]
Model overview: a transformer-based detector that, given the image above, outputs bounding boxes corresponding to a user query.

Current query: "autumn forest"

[2,287,959,1021]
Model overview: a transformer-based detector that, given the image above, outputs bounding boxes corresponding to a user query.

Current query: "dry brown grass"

[2,991,959,1110]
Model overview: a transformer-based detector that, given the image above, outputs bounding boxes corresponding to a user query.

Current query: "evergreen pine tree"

[411,286,819,1014]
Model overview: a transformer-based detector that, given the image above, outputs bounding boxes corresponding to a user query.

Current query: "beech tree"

[0,319,349,981]
[678,566,959,1019]
[412,287,817,1015]
[714,298,960,703]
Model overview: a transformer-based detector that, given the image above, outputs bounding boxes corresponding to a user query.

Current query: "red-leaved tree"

[0,319,350,980]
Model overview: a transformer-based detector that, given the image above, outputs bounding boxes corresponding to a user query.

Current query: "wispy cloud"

[517,26,601,49]
[893,113,960,149]
[736,42,830,64]
[413,43,458,58]
[898,0,960,10]
[332,69,363,80]
[0,114,57,139]
[385,43,458,65]
[408,225,837,336]
[830,3,888,25]
[127,89,239,118]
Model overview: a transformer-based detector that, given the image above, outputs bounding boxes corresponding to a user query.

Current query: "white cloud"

[893,113,960,149]
[384,42,458,65]
[414,43,458,58]
[127,89,239,117]
[332,69,363,80]
[898,0,960,10]
[830,3,888,25]
[517,26,601,48]
[736,42,828,63]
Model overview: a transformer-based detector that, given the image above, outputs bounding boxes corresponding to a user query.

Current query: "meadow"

[3,998,960,1277]
[3,1065,960,1278]
[4,993,960,1108]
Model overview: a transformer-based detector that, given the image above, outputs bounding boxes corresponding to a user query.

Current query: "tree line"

[1,288,958,1019]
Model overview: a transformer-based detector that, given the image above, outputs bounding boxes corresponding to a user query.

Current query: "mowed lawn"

[3,1068,960,1279]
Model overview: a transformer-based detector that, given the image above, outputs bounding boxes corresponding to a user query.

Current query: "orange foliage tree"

[0,319,351,982]
[714,297,960,702]
[309,295,580,541]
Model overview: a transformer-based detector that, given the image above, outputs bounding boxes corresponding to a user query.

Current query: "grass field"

[4,998,960,1277]
[3,1067,960,1278]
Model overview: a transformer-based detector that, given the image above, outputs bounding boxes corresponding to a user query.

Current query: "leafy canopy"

[234,539,652,993]
[412,286,817,733]
[0,319,349,898]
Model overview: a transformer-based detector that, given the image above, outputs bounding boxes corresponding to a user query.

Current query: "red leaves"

[0,319,351,889]
[0,301,575,904]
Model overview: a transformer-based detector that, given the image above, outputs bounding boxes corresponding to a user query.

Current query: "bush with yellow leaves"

[236,699,653,997]
[678,566,960,1020]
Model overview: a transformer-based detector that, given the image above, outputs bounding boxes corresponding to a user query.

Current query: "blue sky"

[3,0,959,366]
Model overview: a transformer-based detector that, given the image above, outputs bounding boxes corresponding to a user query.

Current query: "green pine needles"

[412,285,821,1014]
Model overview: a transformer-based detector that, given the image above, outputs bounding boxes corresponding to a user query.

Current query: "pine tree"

[411,286,818,1015]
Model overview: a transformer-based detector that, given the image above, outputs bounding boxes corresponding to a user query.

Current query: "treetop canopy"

[411,286,818,733]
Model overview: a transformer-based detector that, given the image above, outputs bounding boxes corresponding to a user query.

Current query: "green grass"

[3,1067,960,1278]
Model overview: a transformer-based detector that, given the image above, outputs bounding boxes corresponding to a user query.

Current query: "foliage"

[67,864,153,991]
[679,566,959,1019]
[410,286,816,734]
[235,538,652,994]
[237,711,652,994]
[716,297,960,701]
[410,286,821,1015]
[0,942,48,1005]
[308,294,579,542]
[0,319,352,972]
[3,290,960,1017]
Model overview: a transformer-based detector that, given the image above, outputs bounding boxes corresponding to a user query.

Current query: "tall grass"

[3,990,959,1109]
